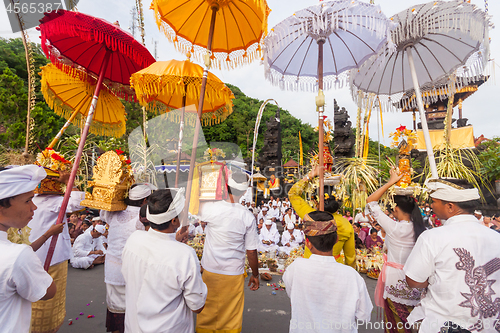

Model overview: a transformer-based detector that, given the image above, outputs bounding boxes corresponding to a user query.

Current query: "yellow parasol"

[130,59,234,126]
[41,64,127,148]
[151,0,270,70]
[131,59,235,187]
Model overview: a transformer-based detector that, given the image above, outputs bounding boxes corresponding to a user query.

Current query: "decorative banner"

[416,127,475,151]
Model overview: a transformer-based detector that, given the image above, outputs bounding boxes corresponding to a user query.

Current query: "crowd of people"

[2,163,500,333]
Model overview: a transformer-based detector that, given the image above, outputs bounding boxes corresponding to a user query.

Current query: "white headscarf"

[129,183,157,200]
[425,178,480,202]
[228,177,249,192]
[146,188,185,225]
[0,165,46,200]
[94,224,106,234]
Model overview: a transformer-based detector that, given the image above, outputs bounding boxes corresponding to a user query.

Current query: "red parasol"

[38,10,155,271]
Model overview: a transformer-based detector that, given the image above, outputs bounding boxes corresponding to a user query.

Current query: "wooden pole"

[48,110,80,148]
[407,47,438,178]
[182,5,218,225]
[317,39,325,211]
[44,52,111,271]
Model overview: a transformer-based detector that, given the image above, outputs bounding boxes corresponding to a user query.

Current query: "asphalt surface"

[58,262,383,333]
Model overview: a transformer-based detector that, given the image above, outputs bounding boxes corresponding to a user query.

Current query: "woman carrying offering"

[366,167,426,333]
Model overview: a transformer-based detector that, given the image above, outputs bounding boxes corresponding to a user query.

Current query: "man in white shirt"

[405,178,500,333]
[196,172,260,333]
[268,201,281,222]
[70,224,106,269]
[258,218,280,253]
[474,210,483,223]
[284,207,297,226]
[257,206,269,223]
[280,222,303,254]
[283,211,372,332]
[194,221,207,235]
[100,182,156,333]
[122,188,206,333]
[0,165,56,333]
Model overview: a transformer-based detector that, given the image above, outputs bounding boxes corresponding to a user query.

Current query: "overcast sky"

[0,0,498,147]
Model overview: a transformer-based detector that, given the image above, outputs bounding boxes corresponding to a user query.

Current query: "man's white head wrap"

[129,183,157,201]
[287,222,294,230]
[272,201,277,206]
[265,218,273,225]
[228,177,249,192]
[93,224,106,234]
[0,165,46,200]
[262,207,268,212]
[474,210,482,215]
[92,217,101,222]
[146,188,185,225]
[425,178,480,202]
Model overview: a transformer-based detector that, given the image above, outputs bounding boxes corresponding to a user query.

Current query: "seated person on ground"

[258,218,280,253]
[70,224,106,269]
[280,222,303,254]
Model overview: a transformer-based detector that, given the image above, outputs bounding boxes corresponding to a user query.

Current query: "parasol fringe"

[130,73,234,109]
[42,44,137,102]
[42,86,126,138]
[264,63,349,92]
[144,101,233,127]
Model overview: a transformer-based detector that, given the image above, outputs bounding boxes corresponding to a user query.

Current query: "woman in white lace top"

[365,167,426,333]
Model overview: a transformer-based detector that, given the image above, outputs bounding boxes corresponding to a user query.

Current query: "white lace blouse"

[366,201,423,306]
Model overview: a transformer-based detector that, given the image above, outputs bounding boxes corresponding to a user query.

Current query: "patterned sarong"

[196,270,245,333]
[384,298,414,333]
[31,261,68,333]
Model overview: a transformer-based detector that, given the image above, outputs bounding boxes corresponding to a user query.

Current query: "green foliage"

[478,138,500,182]
[0,38,66,149]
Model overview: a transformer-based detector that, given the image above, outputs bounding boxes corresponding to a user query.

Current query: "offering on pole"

[80,150,134,211]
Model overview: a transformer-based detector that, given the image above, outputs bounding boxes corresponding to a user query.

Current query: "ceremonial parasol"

[130,59,235,187]
[263,0,392,209]
[40,64,127,148]
[38,9,155,271]
[152,0,270,219]
[350,0,491,178]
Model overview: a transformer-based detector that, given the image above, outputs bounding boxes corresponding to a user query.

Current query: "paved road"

[59,263,383,333]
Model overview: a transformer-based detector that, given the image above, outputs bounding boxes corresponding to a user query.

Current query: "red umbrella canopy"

[38,10,155,99]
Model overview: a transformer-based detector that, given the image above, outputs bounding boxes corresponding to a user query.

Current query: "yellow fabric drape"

[416,127,475,150]
[287,179,356,268]
[189,164,201,215]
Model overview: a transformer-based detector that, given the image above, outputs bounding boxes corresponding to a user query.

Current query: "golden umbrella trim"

[40,64,127,138]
